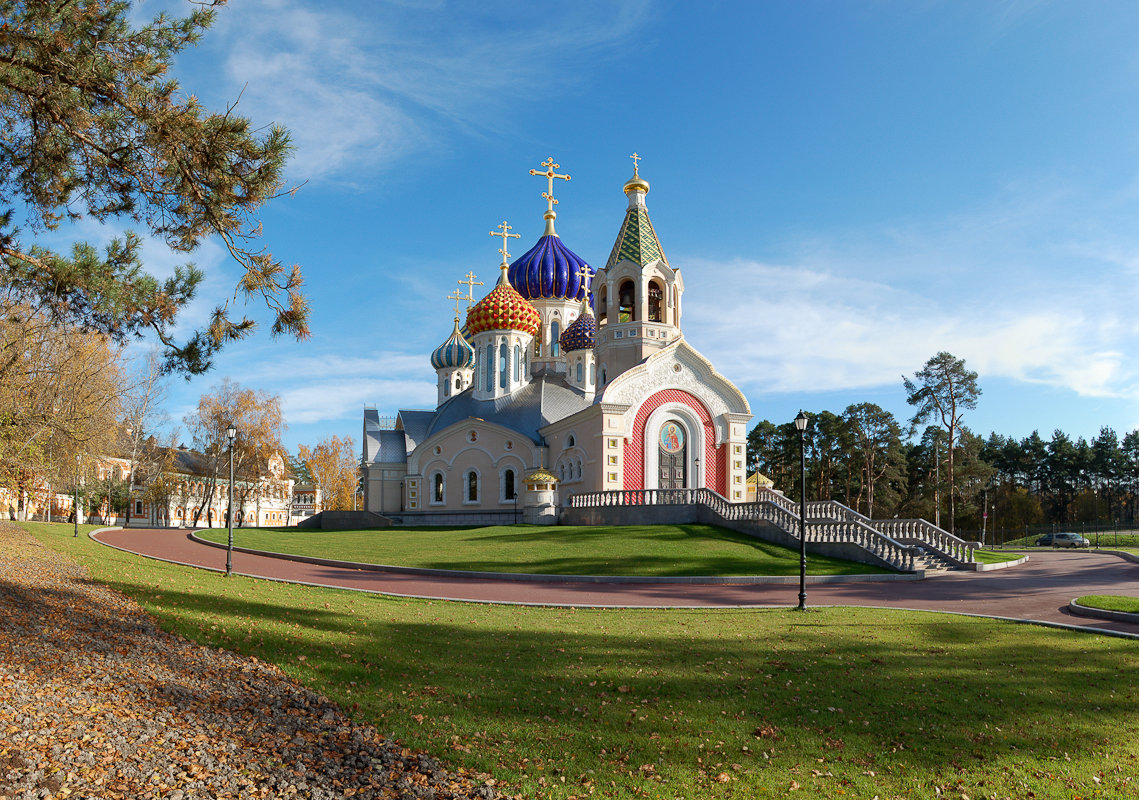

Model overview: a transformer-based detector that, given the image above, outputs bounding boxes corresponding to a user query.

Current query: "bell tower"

[592,154,684,386]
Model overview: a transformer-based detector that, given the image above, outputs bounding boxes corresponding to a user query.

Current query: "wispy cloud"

[188,0,652,183]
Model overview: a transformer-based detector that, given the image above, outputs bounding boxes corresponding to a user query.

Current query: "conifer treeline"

[748,410,1139,534]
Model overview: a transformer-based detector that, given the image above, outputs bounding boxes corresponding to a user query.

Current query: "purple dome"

[559,307,596,352]
[508,235,593,302]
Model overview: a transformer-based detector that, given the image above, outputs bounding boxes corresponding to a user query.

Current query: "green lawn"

[195,523,892,577]
[970,549,1026,564]
[23,521,1139,800]
[1076,595,1139,614]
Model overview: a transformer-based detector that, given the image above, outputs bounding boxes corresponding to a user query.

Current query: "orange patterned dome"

[466,272,541,337]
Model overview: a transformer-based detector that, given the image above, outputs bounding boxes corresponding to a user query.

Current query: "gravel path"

[0,524,509,800]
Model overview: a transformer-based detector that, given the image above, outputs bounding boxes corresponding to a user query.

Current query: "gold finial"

[529,156,571,235]
[623,152,650,198]
[446,288,466,321]
[458,272,483,309]
[489,220,521,267]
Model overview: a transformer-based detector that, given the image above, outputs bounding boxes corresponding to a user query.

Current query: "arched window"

[467,471,478,502]
[485,344,494,391]
[503,468,516,501]
[648,281,663,322]
[598,285,608,325]
[454,374,462,391]
[589,363,595,385]
[514,344,521,381]
[567,434,575,447]
[444,378,451,397]
[534,328,542,358]
[433,473,444,503]
[576,360,583,382]
[551,320,561,357]
[601,366,607,385]
[618,280,636,322]
[499,340,508,389]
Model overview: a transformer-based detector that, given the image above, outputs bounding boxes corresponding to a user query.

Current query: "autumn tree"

[119,350,169,525]
[297,436,358,511]
[903,352,981,533]
[0,0,307,375]
[0,311,123,518]
[184,378,284,525]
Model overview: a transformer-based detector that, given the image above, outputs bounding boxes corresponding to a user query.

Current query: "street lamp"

[226,424,236,577]
[794,410,809,611]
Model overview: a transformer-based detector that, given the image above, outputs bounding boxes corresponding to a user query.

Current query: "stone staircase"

[566,487,978,573]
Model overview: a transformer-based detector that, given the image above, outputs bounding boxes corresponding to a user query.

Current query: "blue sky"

[84,0,1139,451]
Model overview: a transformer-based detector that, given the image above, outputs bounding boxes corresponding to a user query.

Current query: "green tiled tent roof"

[606,208,668,268]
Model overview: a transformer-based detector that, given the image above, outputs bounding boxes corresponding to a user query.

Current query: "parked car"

[1036,532,1090,548]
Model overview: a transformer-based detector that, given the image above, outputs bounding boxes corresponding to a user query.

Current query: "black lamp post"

[226,423,236,577]
[794,410,808,611]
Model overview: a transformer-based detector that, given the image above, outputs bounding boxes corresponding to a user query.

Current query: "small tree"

[298,436,358,511]
[903,352,981,533]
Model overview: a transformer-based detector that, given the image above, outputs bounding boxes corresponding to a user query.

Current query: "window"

[514,344,521,381]
[433,473,444,503]
[454,375,461,391]
[485,344,494,391]
[567,434,575,447]
[648,282,663,322]
[589,363,595,385]
[551,320,561,357]
[503,469,516,501]
[576,360,583,382]
[598,285,608,324]
[618,280,635,322]
[467,471,478,502]
[499,340,508,389]
[444,378,451,397]
[134,500,143,515]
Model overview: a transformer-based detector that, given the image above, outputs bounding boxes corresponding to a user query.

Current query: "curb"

[187,531,924,585]
[1068,599,1139,626]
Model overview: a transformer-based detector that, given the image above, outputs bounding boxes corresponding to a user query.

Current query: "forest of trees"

[749,414,1139,539]
[749,351,1139,540]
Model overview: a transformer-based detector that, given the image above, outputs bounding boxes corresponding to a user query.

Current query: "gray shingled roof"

[424,375,593,445]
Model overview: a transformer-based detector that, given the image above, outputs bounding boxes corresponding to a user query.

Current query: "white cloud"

[187,0,651,183]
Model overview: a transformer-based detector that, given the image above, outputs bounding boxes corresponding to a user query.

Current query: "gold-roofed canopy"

[489,220,521,267]
[529,156,571,236]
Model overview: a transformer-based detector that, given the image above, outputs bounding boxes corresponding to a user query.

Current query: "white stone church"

[362,157,752,523]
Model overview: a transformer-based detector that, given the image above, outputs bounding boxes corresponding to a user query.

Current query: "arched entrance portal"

[657,419,687,489]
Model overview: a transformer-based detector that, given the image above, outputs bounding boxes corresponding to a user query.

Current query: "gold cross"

[576,262,591,299]
[458,272,483,307]
[446,288,466,320]
[529,157,571,214]
[630,152,642,175]
[488,220,521,266]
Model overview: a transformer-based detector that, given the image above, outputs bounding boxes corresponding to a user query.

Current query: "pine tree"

[0,0,307,374]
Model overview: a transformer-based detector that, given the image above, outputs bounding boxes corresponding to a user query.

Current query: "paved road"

[93,528,1139,638]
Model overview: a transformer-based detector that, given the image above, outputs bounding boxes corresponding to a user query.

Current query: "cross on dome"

[575,262,592,307]
[489,220,521,267]
[529,156,571,236]
[630,152,642,175]
[446,288,466,321]
[458,271,483,308]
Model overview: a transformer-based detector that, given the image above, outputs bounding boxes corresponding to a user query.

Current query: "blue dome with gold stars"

[559,305,596,352]
[508,235,593,302]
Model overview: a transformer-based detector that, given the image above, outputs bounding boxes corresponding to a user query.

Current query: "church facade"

[362,158,752,523]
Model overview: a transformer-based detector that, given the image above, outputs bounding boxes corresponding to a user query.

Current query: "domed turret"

[559,303,596,352]
[508,235,593,303]
[431,319,475,369]
[465,268,541,337]
[432,317,475,406]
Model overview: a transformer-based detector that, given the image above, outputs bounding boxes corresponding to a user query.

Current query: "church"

[362,157,753,523]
